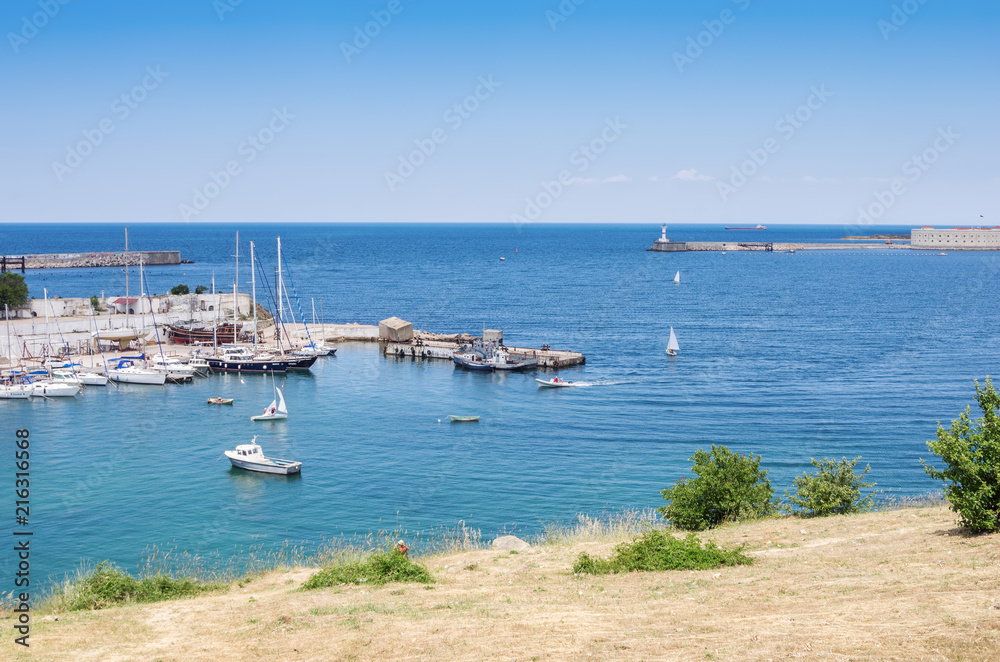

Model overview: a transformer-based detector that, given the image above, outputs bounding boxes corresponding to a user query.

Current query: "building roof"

[111,297,139,304]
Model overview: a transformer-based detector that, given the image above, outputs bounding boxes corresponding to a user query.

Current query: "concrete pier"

[1,251,183,270]
[383,337,585,369]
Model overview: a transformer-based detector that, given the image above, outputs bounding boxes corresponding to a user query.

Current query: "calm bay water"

[2,223,998,591]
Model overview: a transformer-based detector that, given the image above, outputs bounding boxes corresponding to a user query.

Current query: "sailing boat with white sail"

[673,271,680,284]
[251,384,288,421]
[665,326,680,357]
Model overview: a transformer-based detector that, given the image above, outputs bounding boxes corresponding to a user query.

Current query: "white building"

[911,226,1000,250]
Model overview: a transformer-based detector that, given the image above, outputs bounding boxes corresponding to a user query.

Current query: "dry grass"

[7,505,1000,661]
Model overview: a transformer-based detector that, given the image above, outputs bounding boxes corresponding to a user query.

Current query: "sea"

[2,223,998,593]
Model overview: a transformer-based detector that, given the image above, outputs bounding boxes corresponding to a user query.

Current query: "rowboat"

[207,397,234,405]
[449,415,480,422]
[536,377,576,388]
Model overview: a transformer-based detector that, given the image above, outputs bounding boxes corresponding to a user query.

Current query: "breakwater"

[1,251,182,270]
[650,241,916,252]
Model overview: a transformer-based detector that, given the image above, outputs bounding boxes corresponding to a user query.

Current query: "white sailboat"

[673,271,680,284]
[665,326,680,357]
[251,385,288,421]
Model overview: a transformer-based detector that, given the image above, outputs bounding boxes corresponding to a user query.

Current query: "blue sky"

[1,0,997,224]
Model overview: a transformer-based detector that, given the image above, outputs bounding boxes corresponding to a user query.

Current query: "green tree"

[922,378,1000,533]
[170,284,190,295]
[90,295,103,312]
[194,285,207,294]
[0,272,29,316]
[658,445,774,531]
[786,457,876,518]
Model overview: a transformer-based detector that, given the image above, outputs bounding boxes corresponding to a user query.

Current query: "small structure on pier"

[647,225,687,252]
[379,317,413,342]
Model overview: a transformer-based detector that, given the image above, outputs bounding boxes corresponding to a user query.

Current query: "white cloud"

[566,177,599,185]
[603,174,631,183]
[648,175,660,182]
[672,168,713,182]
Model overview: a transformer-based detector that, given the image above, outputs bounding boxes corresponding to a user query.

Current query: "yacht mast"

[250,241,257,347]
[277,236,284,353]
[124,226,129,330]
[234,231,240,321]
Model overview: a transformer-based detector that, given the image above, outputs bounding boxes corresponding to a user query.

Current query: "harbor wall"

[1,251,182,269]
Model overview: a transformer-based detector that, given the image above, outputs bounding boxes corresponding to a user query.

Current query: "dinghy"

[665,326,680,357]
[207,397,234,405]
[225,436,301,475]
[251,386,288,421]
[536,377,576,388]
[449,415,480,422]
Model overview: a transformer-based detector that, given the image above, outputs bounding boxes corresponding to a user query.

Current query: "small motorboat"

[207,397,234,405]
[536,377,576,388]
[251,387,288,421]
[225,436,301,475]
[449,415,480,423]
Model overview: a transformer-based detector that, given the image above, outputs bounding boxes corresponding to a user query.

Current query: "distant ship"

[725,224,767,230]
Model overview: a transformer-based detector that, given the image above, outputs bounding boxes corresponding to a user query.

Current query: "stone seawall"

[2,251,182,269]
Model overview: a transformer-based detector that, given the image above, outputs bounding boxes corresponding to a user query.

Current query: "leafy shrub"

[170,284,190,295]
[658,445,774,531]
[195,285,208,294]
[302,552,433,590]
[59,562,216,611]
[922,377,1000,533]
[89,295,103,312]
[786,457,876,517]
[573,530,752,575]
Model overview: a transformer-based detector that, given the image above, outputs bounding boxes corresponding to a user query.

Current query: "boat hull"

[31,382,82,397]
[449,415,479,422]
[250,414,288,421]
[285,355,318,371]
[225,455,301,475]
[109,370,168,385]
[207,398,234,405]
[535,378,575,388]
[0,386,33,399]
[206,358,288,373]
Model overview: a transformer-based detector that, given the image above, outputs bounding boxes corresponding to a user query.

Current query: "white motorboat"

[185,356,211,375]
[147,355,196,382]
[251,386,288,421]
[536,377,577,388]
[225,436,301,475]
[107,357,168,385]
[665,326,680,357]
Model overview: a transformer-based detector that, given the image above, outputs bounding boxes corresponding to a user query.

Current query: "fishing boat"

[251,386,288,421]
[725,224,767,230]
[207,397,234,405]
[185,355,211,376]
[107,357,168,385]
[665,326,680,357]
[225,436,301,475]
[673,270,680,284]
[536,377,576,388]
[453,340,538,372]
[449,415,480,422]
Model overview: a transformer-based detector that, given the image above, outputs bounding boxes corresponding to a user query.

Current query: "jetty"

[0,251,183,270]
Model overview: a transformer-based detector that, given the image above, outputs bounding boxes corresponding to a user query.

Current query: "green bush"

[89,295,102,312]
[922,377,1000,533]
[573,530,752,575]
[59,562,216,611]
[301,552,433,590]
[658,445,774,531]
[170,284,190,295]
[0,272,29,313]
[786,457,876,518]
[195,285,208,294]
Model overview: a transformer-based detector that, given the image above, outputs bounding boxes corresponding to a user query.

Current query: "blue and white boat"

[206,346,289,373]
[453,340,538,372]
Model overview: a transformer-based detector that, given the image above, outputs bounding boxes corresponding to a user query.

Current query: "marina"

[2,222,997,597]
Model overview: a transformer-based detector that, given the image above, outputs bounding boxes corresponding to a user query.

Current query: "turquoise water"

[2,223,998,591]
